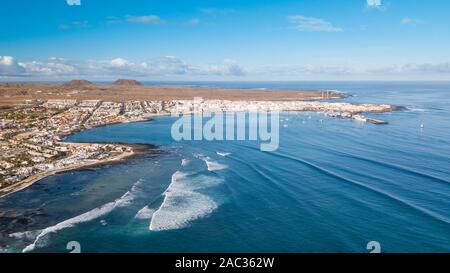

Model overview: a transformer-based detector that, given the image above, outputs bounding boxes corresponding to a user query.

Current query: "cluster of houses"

[164,99,395,117]
[0,100,142,189]
[0,98,394,189]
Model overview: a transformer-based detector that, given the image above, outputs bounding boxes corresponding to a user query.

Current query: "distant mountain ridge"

[113,79,142,86]
[66,80,92,86]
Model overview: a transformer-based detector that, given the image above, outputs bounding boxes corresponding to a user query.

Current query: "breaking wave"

[135,206,155,220]
[149,171,222,231]
[204,159,228,171]
[9,230,42,241]
[21,179,145,253]
[195,154,228,171]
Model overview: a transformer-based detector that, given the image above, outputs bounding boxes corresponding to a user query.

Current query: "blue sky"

[1,0,450,81]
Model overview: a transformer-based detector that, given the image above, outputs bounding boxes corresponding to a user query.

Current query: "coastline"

[0,143,154,199]
[0,108,164,199]
[0,95,401,199]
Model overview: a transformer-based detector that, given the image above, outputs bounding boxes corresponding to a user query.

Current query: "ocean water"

[1,81,449,253]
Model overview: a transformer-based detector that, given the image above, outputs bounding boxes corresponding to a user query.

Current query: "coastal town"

[0,86,398,196]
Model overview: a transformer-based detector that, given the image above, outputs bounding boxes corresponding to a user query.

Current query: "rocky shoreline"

[0,143,158,198]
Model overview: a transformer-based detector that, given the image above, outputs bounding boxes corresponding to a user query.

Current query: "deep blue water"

[1,81,449,253]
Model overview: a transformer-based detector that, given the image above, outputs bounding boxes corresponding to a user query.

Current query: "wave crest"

[149,171,222,231]
[21,179,145,253]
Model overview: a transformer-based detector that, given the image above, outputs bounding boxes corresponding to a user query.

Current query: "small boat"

[353,115,366,122]
[367,118,388,125]
[353,114,367,123]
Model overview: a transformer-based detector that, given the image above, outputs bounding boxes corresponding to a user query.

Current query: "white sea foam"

[193,153,228,171]
[21,179,145,253]
[115,178,145,208]
[22,201,116,252]
[195,154,228,171]
[406,107,427,112]
[9,230,42,241]
[204,158,228,171]
[149,171,222,231]
[181,159,190,167]
[135,206,155,220]
[216,152,231,157]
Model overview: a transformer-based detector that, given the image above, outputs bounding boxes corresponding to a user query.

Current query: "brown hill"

[66,80,93,87]
[113,79,142,86]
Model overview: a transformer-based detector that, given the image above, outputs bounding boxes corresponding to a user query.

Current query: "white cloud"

[66,0,81,6]
[288,15,343,32]
[366,0,386,11]
[252,62,450,80]
[85,58,148,77]
[401,17,422,25]
[206,59,246,76]
[360,62,450,81]
[85,57,194,77]
[110,58,128,67]
[367,0,381,8]
[3,55,450,80]
[85,57,245,77]
[0,56,26,76]
[148,56,194,75]
[374,63,450,74]
[126,15,164,25]
[254,64,353,77]
[18,58,79,76]
[0,56,15,67]
[0,56,246,79]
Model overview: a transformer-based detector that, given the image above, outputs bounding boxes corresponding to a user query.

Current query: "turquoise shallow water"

[0,82,449,253]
